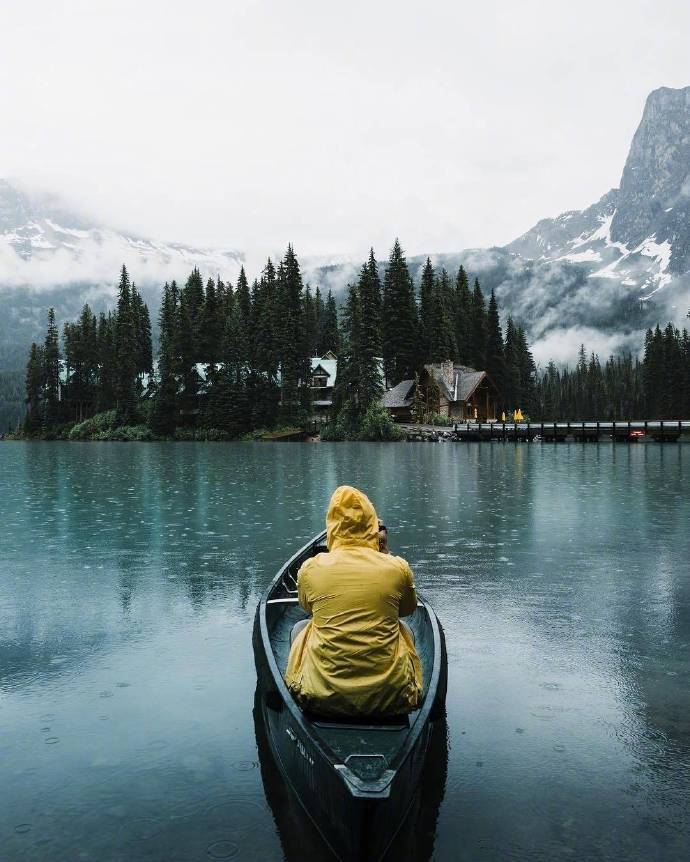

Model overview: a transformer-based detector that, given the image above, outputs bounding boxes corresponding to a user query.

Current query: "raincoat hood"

[326,485,379,552]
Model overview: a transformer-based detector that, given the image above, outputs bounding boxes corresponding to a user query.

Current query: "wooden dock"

[401,420,690,443]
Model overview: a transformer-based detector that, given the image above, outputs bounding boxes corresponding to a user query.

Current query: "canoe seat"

[309,713,410,731]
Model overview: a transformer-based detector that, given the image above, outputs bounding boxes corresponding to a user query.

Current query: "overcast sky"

[2,0,689,262]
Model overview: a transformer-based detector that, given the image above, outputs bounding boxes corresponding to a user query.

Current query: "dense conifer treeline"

[327,242,537,437]
[533,324,690,421]
[19,240,690,438]
[22,248,339,437]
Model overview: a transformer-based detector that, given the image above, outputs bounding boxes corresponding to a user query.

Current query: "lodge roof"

[379,363,495,412]
[381,379,415,408]
[425,363,495,403]
[310,357,337,385]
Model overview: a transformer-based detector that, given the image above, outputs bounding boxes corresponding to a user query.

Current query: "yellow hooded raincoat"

[285,486,423,716]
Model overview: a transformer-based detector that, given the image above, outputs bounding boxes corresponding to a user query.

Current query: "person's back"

[285,486,422,717]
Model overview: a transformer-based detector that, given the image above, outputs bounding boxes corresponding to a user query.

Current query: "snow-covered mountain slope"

[507,87,690,302]
[0,180,244,371]
[0,179,243,289]
[294,89,690,364]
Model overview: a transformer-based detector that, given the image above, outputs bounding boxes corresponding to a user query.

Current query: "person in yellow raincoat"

[285,485,422,717]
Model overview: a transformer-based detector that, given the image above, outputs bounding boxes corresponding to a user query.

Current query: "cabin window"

[311,375,329,388]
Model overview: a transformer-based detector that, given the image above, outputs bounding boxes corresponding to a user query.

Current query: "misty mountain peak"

[610,85,690,271]
[0,179,242,280]
[0,179,34,233]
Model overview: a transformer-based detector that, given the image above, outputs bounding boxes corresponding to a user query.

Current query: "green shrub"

[239,428,267,441]
[92,424,153,441]
[357,405,405,441]
[196,427,235,441]
[68,410,118,440]
[320,418,352,441]
[321,405,404,442]
[424,412,453,427]
[173,427,198,441]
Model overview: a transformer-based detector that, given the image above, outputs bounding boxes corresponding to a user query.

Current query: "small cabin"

[310,356,337,416]
[381,360,499,422]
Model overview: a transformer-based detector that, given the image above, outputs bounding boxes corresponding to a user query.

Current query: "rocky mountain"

[505,87,690,304]
[306,88,690,364]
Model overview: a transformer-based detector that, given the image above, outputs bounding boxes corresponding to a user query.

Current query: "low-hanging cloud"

[0,232,243,293]
[531,326,643,367]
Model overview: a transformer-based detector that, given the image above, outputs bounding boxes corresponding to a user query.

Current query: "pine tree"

[63,303,99,421]
[175,269,205,420]
[454,265,472,365]
[662,322,683,418]
[236,266,251,330]
[222,301,249,434]
[333,281,363,418]
[419,257,435,362]
[253,260,279,376]
[247,371,280,430]
[43,307,60,426]
[485,289,506,404]
[24,342,44,434]
[114,265,138,423]
[150,282,179,434]
[276,245,310,423]
[382,239,420,385]
[221,274,234,321]
[682,329,690,418]
[96,311,117,411]
[320,290,340,355]
[643,326,664,418]
[588,353,606,419]
[469,278,487,369]
[314,286,325,352]
[201,277,223,368]
[248,260,281,426]
[216,276,227,311]
[503,317,521,411]
[514,325,536,416]
[130,285,153,377]
[304,283,319,357]
[429,269,457,362]
[357,250,384,409]
[181,267,205,328]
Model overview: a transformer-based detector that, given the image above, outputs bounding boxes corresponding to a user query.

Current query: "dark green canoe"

[253,531,447,862]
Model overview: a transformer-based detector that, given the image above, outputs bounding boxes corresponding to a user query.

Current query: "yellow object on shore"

[285,486,422,716]
[501,411,506,422]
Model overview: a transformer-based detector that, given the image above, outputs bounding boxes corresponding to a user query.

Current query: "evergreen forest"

[13,241,690,441]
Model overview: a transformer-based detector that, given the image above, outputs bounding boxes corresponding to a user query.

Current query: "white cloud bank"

[531,326,644,366]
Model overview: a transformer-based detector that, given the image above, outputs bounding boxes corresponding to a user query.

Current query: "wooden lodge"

[382,360,500,423]
[310,353,338,418]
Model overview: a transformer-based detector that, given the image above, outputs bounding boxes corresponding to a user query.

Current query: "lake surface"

[1,441,689,862]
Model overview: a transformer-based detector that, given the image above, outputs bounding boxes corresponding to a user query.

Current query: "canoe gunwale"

[257,529,444,798]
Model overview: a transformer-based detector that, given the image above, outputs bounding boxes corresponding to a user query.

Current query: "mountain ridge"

[1,85,690,377]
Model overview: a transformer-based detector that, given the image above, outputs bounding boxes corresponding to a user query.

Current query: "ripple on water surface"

[1,441,689,862]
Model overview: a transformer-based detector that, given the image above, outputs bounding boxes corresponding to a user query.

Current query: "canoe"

[252,530,447,862]
[252,687,449,862]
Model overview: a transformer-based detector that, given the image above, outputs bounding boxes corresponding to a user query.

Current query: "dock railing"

[400,420,690,442]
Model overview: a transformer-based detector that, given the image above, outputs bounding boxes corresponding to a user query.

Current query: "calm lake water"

[1,441,689,862]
